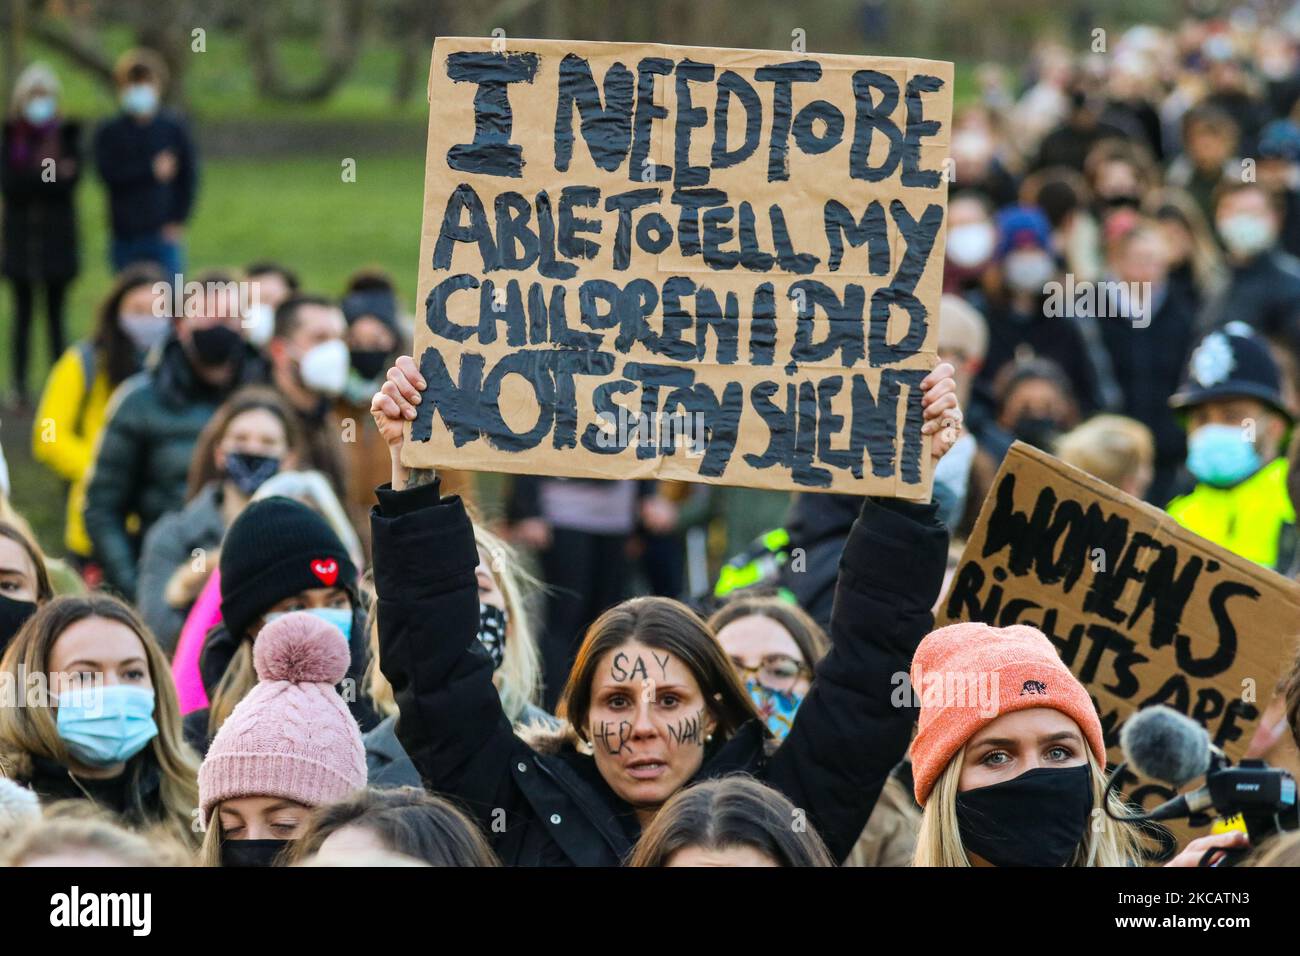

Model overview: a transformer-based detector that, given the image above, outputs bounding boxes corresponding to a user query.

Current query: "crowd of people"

[3,13,1300,870]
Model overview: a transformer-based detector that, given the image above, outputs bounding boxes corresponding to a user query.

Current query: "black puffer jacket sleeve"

[371,479,521,828]
[761,495,947,863]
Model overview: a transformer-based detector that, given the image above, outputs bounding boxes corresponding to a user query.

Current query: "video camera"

[1106,706,1298,865]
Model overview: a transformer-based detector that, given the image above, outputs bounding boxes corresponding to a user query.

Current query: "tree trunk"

[247,0,368,103]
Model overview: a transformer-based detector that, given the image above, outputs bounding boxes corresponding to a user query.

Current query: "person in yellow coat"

[1167,324,1296,571]
[31,265,168,568]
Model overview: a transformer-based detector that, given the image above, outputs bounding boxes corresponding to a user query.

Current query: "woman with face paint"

[0,522,55,656]
[197,612,367,867]
[135,387,305,653]
[32,265,167,571]
[0,596,198,845]
[180,496,379,756]
[368,355,961,866]
[628,776,834,867]
[909,622,1146,867]
[363,524,555,787]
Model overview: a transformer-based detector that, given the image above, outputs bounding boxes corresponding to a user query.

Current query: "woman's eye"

[222,823,244,837]
[981,750,1010,766]
[123,669,148,682]
[271,821,299,833]
[607,695,629,709]
[658,695,679,708]
[1047,746,1072,761]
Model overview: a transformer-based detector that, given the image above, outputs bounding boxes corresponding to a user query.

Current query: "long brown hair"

[286,787,500,866]
[96,264,168,388]
[0,522,54,604]
[627,775,835,867]
[559,597,760,748]
[0,596,200,846]
[707,596,829,668]
[185,386,306,501]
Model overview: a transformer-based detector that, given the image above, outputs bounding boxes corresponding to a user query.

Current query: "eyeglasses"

[731,654,809,692]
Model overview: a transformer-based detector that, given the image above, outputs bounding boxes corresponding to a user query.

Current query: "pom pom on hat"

[253,611,350,685]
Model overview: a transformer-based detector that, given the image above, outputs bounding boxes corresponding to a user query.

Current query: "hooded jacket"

[372,477,947,866]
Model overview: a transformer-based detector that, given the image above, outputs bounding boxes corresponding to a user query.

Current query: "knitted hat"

[909,623,1106,806]
[341,289,399,337]
[198,612,366,823]
[219,497,357,642]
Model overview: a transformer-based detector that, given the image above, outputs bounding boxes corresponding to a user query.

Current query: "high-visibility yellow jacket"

[1167,457,1296,571]
[31,342,114,557]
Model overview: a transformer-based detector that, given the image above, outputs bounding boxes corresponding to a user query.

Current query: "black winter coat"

[373,478,948,866]
[83,335,268,598]
[1200,250,1300,356]
[93,109,197,239]
[0,119,80,280]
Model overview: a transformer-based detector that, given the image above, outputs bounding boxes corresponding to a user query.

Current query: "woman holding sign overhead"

[366,355,963,866]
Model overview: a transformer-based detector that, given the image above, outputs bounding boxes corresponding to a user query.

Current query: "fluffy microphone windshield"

[1120,706,1212,786]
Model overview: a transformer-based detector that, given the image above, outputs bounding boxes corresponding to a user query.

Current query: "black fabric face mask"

[1012,415,1062,450]
[477,602,509,670]
[955,765,1093,867]
[220,838,291,868]
[190,324,244,367]
[224,452,280,497]
[0,594,37,655]
[349,348,389,381]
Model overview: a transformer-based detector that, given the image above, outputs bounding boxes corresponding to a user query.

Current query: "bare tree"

[244,0,368,102]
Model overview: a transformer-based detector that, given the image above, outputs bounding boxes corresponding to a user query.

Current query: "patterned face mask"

[745,676,803,743]
[477,603,508,670]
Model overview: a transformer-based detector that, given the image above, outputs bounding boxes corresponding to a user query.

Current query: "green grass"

[3,150,429,554]
[25,26,431,124]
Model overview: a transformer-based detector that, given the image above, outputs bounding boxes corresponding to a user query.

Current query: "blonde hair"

[1055,414,1155,490]
[364,525,544,723]
[912,744,1145,867]
[0,597,200,848]
[207,643,256,740]
[10,62,60,115]
[2,807,190,867]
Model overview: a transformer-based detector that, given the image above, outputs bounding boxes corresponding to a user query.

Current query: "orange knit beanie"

[909,622,1106,805]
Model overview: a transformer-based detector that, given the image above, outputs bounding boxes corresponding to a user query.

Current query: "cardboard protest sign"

[403,37,953,497]
[936,442,1300,819]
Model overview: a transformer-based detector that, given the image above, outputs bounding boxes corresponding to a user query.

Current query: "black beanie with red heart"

[219,496,358,641]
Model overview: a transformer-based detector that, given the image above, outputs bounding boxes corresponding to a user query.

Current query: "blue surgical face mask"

[121,83,158,117]
[56,684,158,767]
[1187,423,1262,488]
[744,676,803,743]
[266,606,353,644]
[23,95,56,125]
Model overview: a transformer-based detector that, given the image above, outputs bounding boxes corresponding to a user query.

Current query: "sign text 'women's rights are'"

[405,37,953,495]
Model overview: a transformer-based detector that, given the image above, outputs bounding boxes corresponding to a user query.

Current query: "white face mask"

[120,313,171,352]
[297,339,350,396]
[243,303,275,348]
[946,222,997,268]
[1217,214,1277,257]
[1003,250,1057,293]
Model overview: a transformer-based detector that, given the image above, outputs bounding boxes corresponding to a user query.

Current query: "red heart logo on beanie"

[310,558,339,586]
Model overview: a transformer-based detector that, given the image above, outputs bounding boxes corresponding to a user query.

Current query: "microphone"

[1120,706,1220,822]
[1120,706,1214,787]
